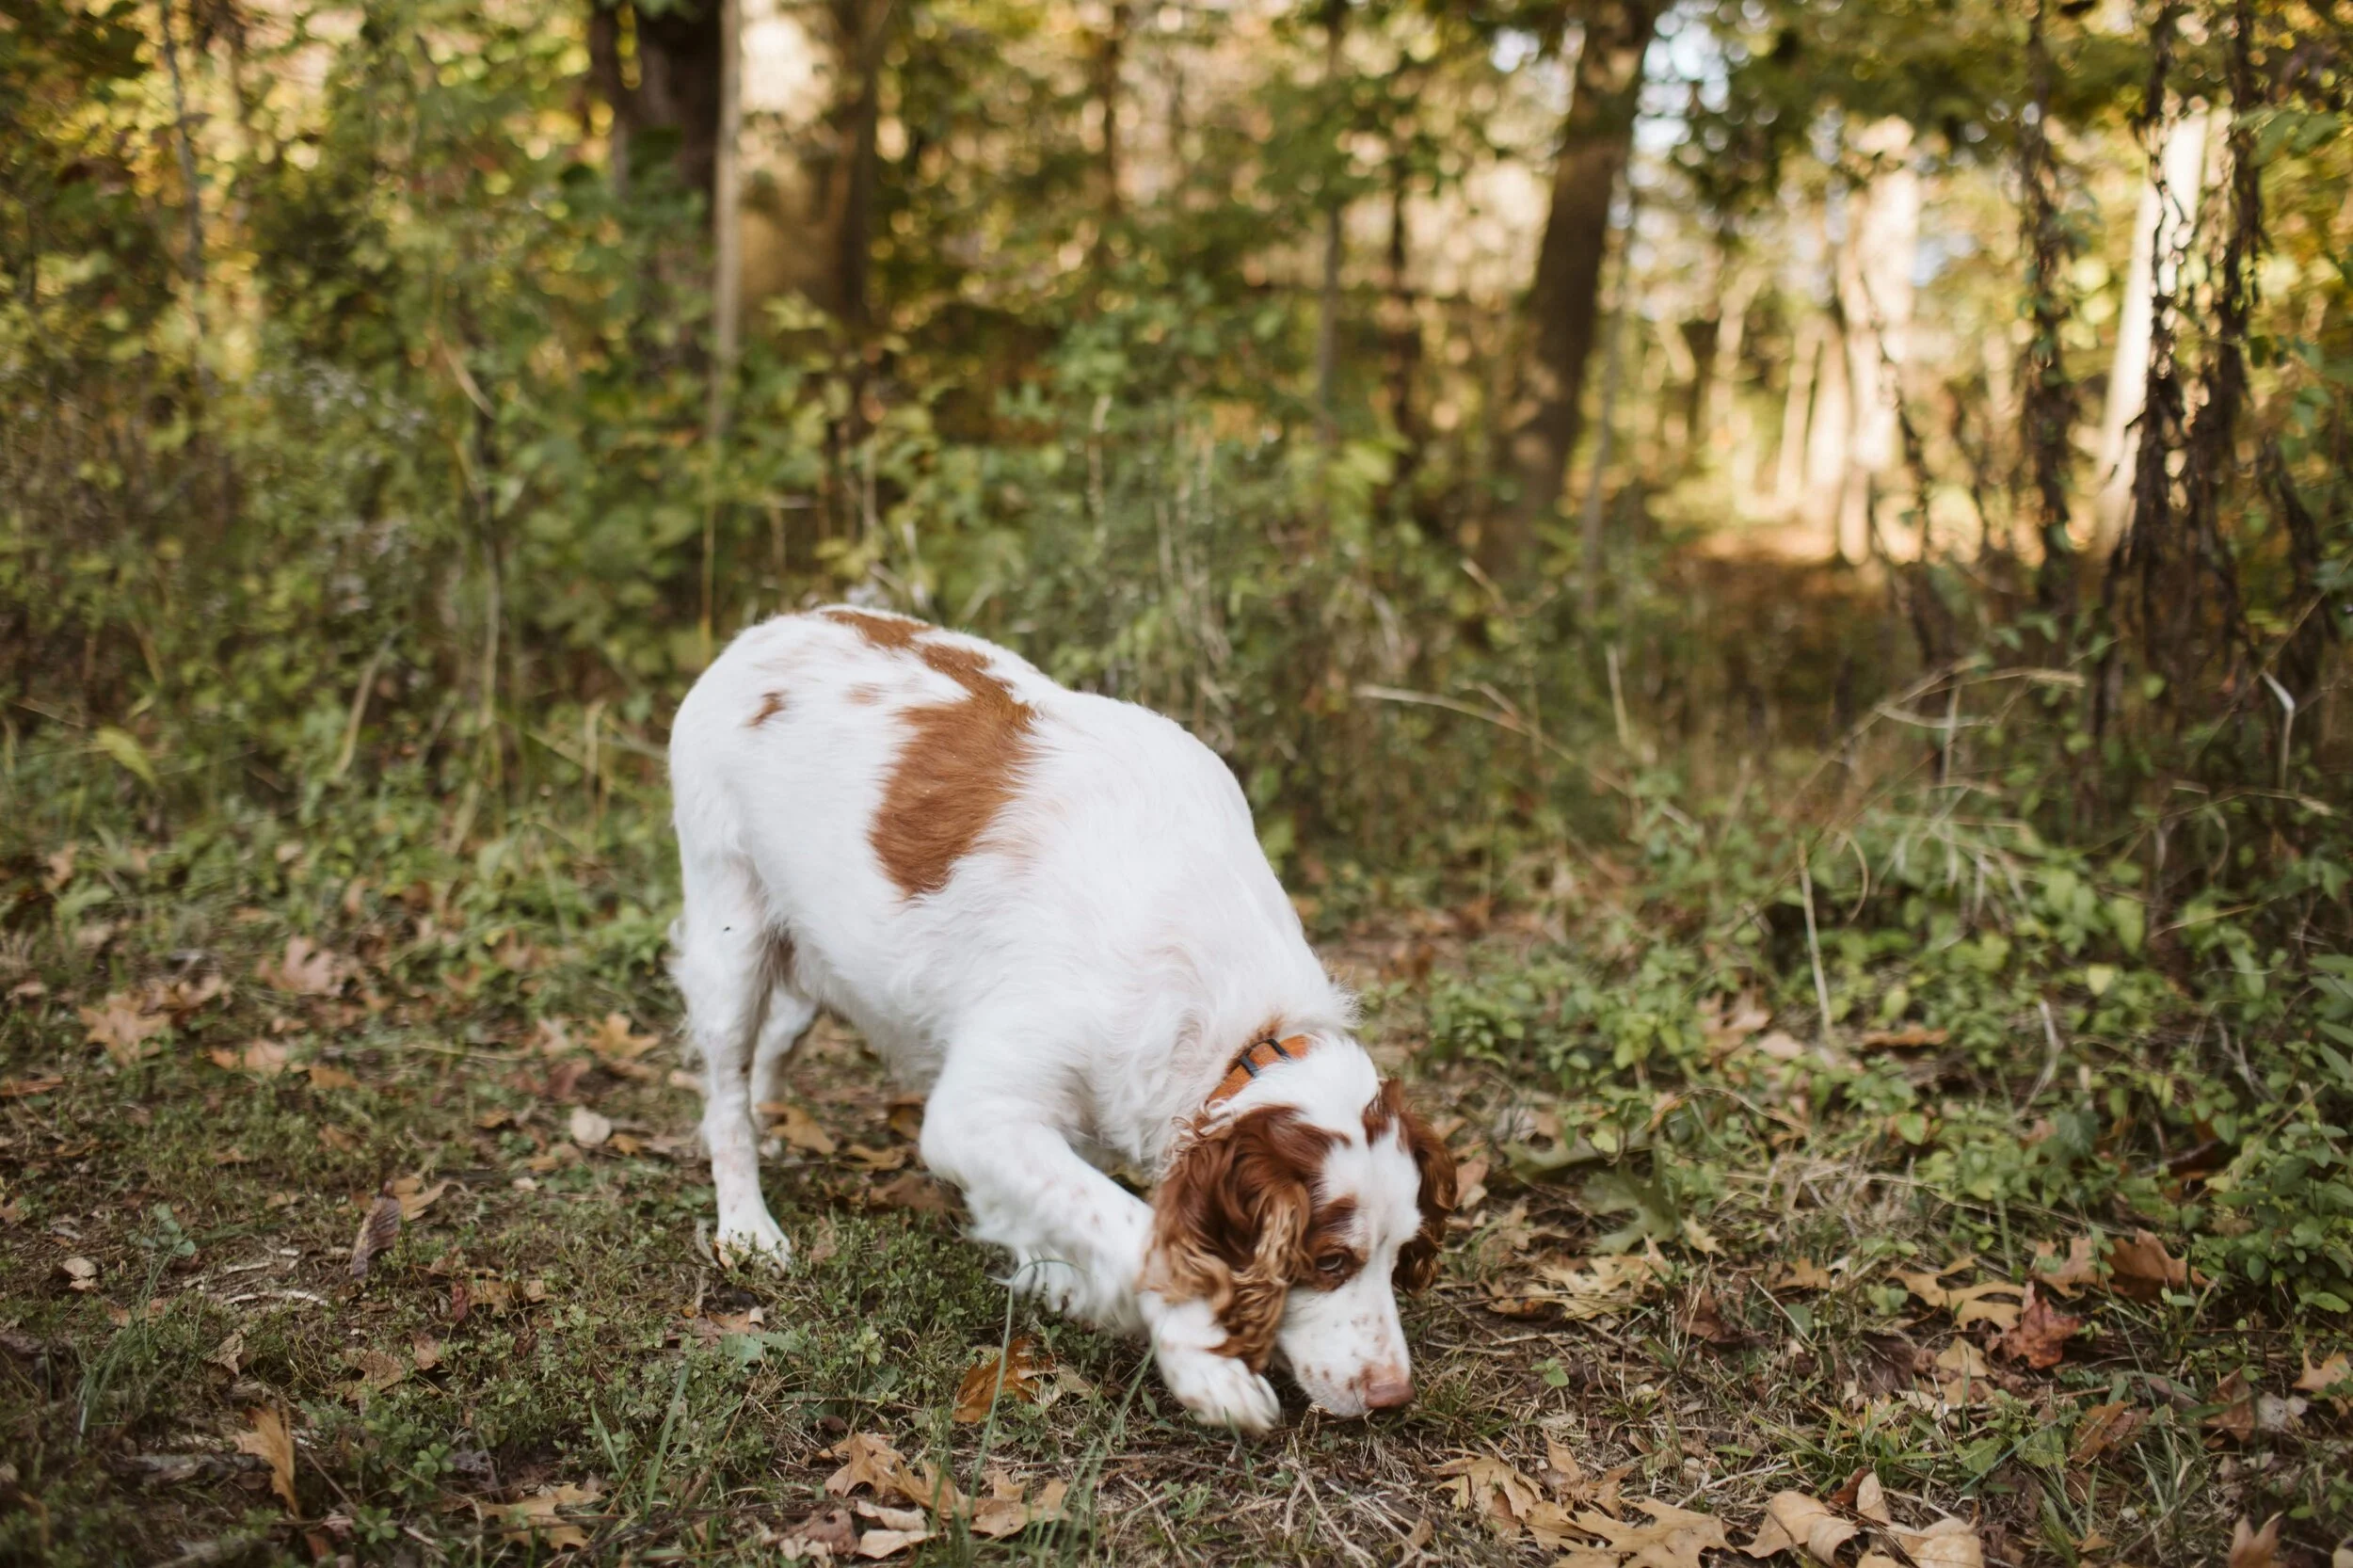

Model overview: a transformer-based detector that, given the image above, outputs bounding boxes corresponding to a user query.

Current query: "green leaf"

[92,727,156,788]
[2108,895,2145,955]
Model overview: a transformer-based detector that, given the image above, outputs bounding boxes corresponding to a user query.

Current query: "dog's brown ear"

[1145,1108,1330,1370]
[1372,1081,1456,1292]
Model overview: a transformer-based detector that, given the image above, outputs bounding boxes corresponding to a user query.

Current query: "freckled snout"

[1359,1368,1414,1411]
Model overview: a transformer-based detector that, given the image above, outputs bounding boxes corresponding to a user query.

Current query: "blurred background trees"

[3,0,2347,895]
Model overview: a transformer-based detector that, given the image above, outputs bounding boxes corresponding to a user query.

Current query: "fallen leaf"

[568,1106,613,1148]
[777,1506,859,1558]
[1767,1257,1833,1292]
[1749,1030,1811,1062]
[345,1347,407,1393]
[152,972,225,1015]
[967,1471,1069,1540]
[1526,1254,1661,1320]
[886,1095,926,1142]
[234,1406,298,1513]
[258,936,346,998]
[497,1480,602,1550]
[1574,1499,1730,1568]
[303,1064,360,1091]
[854,1527,930,1559]
[59,1256,99,1291]
[1434,1454,1543,1537]
[1859,1025,1950,1048]
[79,993,169,1064]
[1992,1284,2082,1368]
[2229,1515,2282,1568]
[391,1176,453,1221]
[870,1172,952,1214]
[349,1187,402,1279]
[2031,1235,2102,1297]
[1853,1473,1891,1524]
[207,1331,245,1376]
[1681,1287,1744,1345]
[1701,994,1772,1056]
[1742,1491,1857,1564]
[842,1142,910,1173]
[209,1039,291,1076]
[953,1336,1053,1422]
[0,1076,65,1098]
[2206,1369,2257,1443]
[1889,1516,1984,1568]
[587,1012,659,1062]
[2069,1400,2145,1466]
[410,1334,442,1371]
[2105,1230,2188,1302]
[824,1432,963,1513]
[763,1101,838,1157]
[2296,1352,2349,1394]
[1897,1268,2024,1331]
[1453,1155,1490,1212]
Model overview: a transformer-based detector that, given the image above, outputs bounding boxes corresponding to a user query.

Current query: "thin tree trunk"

[2019,0,2081,620]
[1313,0,1347,444]
[1090,0,1129,263]
[1577,170,1638,617]
[1379,141,1428,510]
[1774,315,1821,512]
[1802,312,1852,541]
[1837,117,1918,563]
[711,0,743,436]
[2093,105,2207,547]
[1488,0,1659,583]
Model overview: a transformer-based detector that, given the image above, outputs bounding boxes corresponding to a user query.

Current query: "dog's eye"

[1316,1253,1352,1278]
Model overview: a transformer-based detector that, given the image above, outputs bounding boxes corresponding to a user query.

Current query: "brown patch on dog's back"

[748,691,788,728]
[846,683,886,706]
[841,624,1036,898]
[822,606,925,650]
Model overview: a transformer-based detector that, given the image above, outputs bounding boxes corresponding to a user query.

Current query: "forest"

[3,0,2351,1561]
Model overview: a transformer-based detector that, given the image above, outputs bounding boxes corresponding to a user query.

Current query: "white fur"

[666,608,1427,1430]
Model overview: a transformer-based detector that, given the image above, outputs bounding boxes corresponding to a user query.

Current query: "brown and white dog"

[667,606,1453,1431]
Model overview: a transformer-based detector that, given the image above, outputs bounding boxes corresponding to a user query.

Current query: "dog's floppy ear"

[1145,1108,1331,1370]
[1372,1080,1456,1292]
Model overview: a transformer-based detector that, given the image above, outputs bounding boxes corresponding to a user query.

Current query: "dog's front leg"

[919,1082,1278,1433]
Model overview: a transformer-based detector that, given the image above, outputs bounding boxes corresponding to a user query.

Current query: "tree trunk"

[1801,312,1851,540]
[1835,117,1918,563]
[1774,314,1821,513]
[1379,146,1428,511]
[1313,0,1347,443]
[2093,105,2207,547]
[1488,0,1659,584]
[711,0,743,437]
[588,0,724,201]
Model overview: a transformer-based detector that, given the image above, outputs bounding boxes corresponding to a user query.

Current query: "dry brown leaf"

[952,1336,1053,1422]
[258,936,346,997]
[1453,1155,1490,1212]
[824,1432,963,1514]
[391,1176,453,1221]
[59,1256,98,1291]
[1435,1454,1544,1537]
[2206,1369,2257,1443]
[304,1063,360,1091]
[842,1142,911,1173]
[0,1075,65,1098]
[761,1100,839,1157]
[968,1471,1070,1540]
[1749,1030,1810,1062]
[2297,1351,2350,1394]
[207,1331,245,1376]
[588,1012,659,1062]
[410,1334,442,1371]
[1768,1257,1833,1293]
[152,972,225,1015]
[855,1527,931,1559]
[1742,1491,1857,1564]
[1859,1025,1950,1048]
[79,993,169,1064]
[886,1095,926,1142]
[233,1406,297,1513]
[1889,1518,1984,1568]
[2106,1230,2189,1302]
[2070,1400,2145,1467]
[1897,1269,2024,1331]
[1853,1473,1892,1525]
[568,1106,613,1148]
[498,1480,602,1550]
[349,1187,402,1279]
[871,1172,953,1214]
[1992,1284,2082,1369]
[778,1506,859,1558]
[2228,1515,2282,1568]
[2031,1235,2102,1297]
[345,1347,407,1393]
[1680,1287,1744,1345]
[209,1039,291,1076]
[1574,1500,1729,1568]
[1527,1255,1660,1320]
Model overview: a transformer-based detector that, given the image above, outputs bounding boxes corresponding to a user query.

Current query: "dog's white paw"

[1158,1346,1281,1434]
[713,1213,792,1271]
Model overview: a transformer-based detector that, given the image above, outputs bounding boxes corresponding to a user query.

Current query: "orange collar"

[1206,1032,1314,1106]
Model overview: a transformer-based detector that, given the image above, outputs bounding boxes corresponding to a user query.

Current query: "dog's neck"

[1204,1032,1316,1108]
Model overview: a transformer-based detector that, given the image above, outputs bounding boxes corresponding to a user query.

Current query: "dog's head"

[1144,1047,1454,1416]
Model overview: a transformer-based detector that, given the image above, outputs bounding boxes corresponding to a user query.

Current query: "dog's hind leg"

[670,851,792,1269]
[748,953,819,1118]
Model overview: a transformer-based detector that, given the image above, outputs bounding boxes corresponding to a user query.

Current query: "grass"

[1,787,2347,1567]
